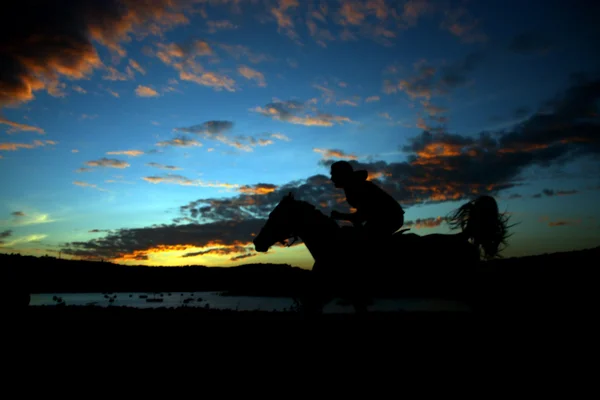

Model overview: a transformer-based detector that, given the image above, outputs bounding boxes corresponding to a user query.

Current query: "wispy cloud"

[238,184,278,195]
[73,181,107,192]
[313,148,358,160]
[0,230,11,246]
[271,133,291,141]
[0,117,45,134]
[106,89,120,98]
[251,99,352,127]
[106,150,144,157]
[146,162,181,170]
[129,59,146,75]
[156,136,202,148]
[0,233,48,247]
[218,44,272,64]
[0,140,56,152]
[0,211,55,227]
[404,216,446,229]
[238,65,267,87]
[103,65,135,81]
[206,20,238,33]
[174,121,285,152]
[85,158,130,168]
[179,71,236,92]
[135,85,160,97]
[143,174,239,189]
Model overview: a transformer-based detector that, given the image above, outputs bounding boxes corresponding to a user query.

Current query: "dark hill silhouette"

[1,246,598,314]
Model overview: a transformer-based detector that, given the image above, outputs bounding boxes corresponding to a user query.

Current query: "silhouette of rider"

[329,161,404,242]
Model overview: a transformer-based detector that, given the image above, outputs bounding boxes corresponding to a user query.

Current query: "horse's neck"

[294,203,337,261]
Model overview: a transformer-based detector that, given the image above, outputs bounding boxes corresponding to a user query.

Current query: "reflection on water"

[29,292,471,313]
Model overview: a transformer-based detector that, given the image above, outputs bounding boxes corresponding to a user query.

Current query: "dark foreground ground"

[10,302,575,323]
[13,304,483,322]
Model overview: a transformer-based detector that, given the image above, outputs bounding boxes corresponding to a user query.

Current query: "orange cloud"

[238,184,278,195]
[339,1,366,25]
[271,0,301,44]
[129,59,146,75]
[179,71,236,92]
[238,65,266,87]
[0,117,45,134]
[0,140,55,151]
[113,241,254,263]
[404,216,445,229]
[314,148,358,160]
[252,99,352,127]
[135,85,160,97]
[367,171,391,181]
[0,1,192,107]
[498,143,550,154]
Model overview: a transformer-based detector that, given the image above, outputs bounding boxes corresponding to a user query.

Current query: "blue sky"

[1,0,599,268]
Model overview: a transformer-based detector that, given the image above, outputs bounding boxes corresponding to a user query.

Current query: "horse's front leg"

[300,263,334,317]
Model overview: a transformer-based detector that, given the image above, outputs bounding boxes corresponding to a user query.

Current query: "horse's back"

[392,231,478,264]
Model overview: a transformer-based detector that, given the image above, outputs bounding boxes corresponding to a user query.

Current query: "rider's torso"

[345,181,404,220]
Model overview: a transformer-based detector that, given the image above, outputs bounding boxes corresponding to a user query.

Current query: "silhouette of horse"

[253,193,511,315]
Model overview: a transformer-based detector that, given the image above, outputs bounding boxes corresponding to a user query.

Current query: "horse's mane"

[292,199,337,225]
[293,199,323,217]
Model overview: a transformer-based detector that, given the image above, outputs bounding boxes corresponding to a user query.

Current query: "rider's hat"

[330,161,368,181]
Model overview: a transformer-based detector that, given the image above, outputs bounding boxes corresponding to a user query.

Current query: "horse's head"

[253,192,298,253]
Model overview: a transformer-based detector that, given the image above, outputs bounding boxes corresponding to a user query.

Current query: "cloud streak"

[0,117,45,134]
[143,174,239,189]
[251,99,352,127]
[0,140,56,152]
[73,181,107,192]
[174,121,287,151]
[85,158,130,169]
[146,162,181,170]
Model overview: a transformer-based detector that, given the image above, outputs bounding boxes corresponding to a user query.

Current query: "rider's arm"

[350,208,365,224]
[331,209,365,224]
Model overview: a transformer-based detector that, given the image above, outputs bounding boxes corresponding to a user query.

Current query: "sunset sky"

[1,0,599,268]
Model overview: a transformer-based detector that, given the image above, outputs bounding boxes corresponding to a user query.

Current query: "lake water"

[29,292,471,313]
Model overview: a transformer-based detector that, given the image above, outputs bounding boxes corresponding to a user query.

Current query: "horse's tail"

[448,195,511,260]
